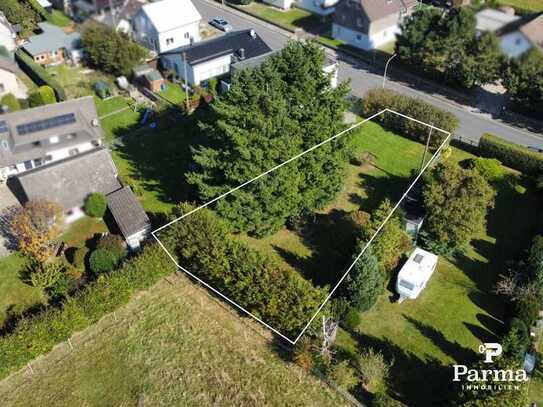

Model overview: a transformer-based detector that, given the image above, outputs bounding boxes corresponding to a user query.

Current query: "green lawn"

[94,95,132,118]
[496,0,543,11]
[60,217,108,248]
[46,65,116,99]
[0,254,44,327]
[47,10,73,27]
[241,3,322,32]
[0,276,348,407]
[158,82,186,105]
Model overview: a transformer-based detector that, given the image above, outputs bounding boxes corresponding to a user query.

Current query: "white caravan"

[396,248,438,303]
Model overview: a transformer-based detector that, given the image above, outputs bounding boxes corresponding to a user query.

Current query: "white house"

[0,96,102,179]
[263,0,338,14]
[133,0,201,54]
[161,29,272,86]
[476,9,543,58]
[0,57,27,100]
[0,11,17,55]
[396,248,438,302]
[332,0,417,51]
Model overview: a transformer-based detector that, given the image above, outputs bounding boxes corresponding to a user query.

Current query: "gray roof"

[475,8,520,33]
[16,147,121,209]
[107,186,150,238]
[333,0,417,33]
[0,56,20,74]
[0,96,102,167]
[23,22,81,56]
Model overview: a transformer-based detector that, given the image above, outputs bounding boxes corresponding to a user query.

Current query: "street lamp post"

[382,53,397,89]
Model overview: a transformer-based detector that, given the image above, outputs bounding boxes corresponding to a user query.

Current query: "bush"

[342,308,361,331]
[479,133,543,175]
[359,89,459,148]
[514,296,540,327]
[15,50,66,101]
[97,234,126,260]
[358,348,391,394]
[84,193,107,218]
[0,93,20,112]
[329,360,360,391]
[28,85,57,107]
[0,244,176,379]
[26,260,66,289]
[72,246,89,268]
[89,248,118,275]
[292,337,315,372]
[466,157,506,183]
[119,175,144,197]
[372,392,404,407]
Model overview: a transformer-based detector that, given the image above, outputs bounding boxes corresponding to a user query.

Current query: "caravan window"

[399,280,415,291]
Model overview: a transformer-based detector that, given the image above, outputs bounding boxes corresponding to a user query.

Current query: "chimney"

[238,48,245,60]
[249,29,256,39]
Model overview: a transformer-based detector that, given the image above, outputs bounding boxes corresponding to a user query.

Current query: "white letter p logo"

[478,343,502,363]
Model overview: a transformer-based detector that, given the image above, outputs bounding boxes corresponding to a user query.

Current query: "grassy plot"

[0,276,348,407]
[241,3,322,32]
[46,65,115,99]
[0,254,44,327]
[158,81,187,105]
[336,150,541,405]
[497,0,543,11]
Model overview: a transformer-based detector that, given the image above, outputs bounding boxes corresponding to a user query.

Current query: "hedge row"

[360,88,459,148]
[479,133,543,175]
[0,244,176,379]
[160,204,327,337]
[15,50,66,101]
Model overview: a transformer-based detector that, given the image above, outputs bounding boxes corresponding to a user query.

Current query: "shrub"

[359,89,459,148]
[15,50,66,100]
[97,234,126,260]
[89,248,118,275]
[0,244,176,379]
[515,296,540,327]
[329,360,360,391]
[72,246,89,268]
[371,392,403,407]
[466,157,506,183]
[119,175,144,197]
[342,308,361,331]
[0,93,20,112]
[479,133,543,175]
[292,337,315,372]
[358,348,391,394]
[26,260,65,289]
[84,193,107,218]
[28,86,56,107]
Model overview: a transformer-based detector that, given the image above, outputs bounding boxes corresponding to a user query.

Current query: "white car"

[209,17,232,32]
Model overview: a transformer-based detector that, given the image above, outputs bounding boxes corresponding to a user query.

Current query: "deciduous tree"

[10,200,63,262]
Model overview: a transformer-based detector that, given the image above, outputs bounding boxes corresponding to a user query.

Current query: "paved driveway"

[0,183,21,258]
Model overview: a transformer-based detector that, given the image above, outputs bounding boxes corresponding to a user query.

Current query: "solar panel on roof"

[413,254,424,264]
[0,121,8,134]
[16,113,76,136]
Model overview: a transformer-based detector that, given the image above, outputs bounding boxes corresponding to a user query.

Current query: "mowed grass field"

[497,0,543,11]
[0,276,348,407]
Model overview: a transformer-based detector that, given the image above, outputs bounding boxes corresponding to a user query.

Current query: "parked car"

[209,17,232,32]
[527,146,543,153]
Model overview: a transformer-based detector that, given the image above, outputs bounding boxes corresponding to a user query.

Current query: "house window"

[356,34,362,41]
[32,141,41,147]
[24,160,33,170]
[33,158,42,167]
[44,155,52,162]
[184,32,189,39]
[166,37,174,45]
[66,133,75,140]
[69,148,79,156]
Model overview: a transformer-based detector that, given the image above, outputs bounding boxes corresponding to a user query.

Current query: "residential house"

[133,0,201,54]
[37,0,54,13]
[0,11,17,55]
[0,96,102,179]
[107,186,151,249]
[332,0,418,51]
[229,50,339,88]
[0,57,27,100]
[263,0,338,15]
[161,29,272,86]
[22,22,82,65]
[71,0,124,19]
[114,0,147,33]
[476,9,543,58]
[14,147,120,222]
[14,147,151,246]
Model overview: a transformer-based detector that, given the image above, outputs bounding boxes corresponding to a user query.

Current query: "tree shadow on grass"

[112,107,207,209]
[351,172,411,214]
[349,331,455,406]
[273,209,358,288]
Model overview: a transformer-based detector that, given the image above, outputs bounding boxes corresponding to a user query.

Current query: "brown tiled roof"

[520,14,543,51]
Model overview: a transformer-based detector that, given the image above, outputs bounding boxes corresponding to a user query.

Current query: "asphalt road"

[195,0,543,149]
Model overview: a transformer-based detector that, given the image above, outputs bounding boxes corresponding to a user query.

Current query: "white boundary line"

[152,108,452,344]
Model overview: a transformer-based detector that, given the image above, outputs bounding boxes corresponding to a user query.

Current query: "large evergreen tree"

[344,245,384,312]
[187,41,350,237]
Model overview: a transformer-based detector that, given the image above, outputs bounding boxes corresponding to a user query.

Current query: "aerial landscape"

[0,0,542,405]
